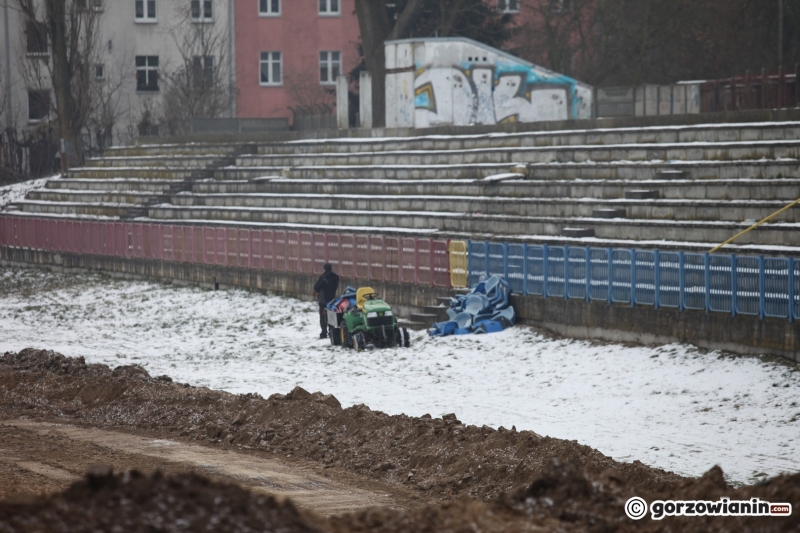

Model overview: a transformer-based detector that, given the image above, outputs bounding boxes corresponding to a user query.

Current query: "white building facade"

[1,0,234,151]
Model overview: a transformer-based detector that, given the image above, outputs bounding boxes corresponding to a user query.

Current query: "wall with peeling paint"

[385,38,593,129]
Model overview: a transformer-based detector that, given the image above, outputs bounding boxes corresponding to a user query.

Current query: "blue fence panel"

[683,253,706,311]
[764,258,790,318]
[507,244,525,295]
[635,250,657,306]
[611,250,632,304]
[734,256,760,316]
[708,255,733,313]
[467,240,487,288]
[567,247,587,300]
[488,242,506,279]
[658,252,681,308]
[547,246,566,298]
[795,259,800,320]
[525,245,545,296]
[589,248,610,301]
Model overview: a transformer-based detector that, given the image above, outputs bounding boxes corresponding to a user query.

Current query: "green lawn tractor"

[326,287,410,351]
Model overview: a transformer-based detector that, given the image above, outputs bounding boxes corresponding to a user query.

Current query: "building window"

[319,51,340,85]
[191,56,214,87]
[28,90,50,121]
[191,0,213,21]
[259,51,281,85]
[498,0,519,13]
[135,56,159,91]
[135,0,157,22]
[95,64,105,79]
[76,0,103,10]
[318,0,339,15]
[25,21,48,55]
[259,0,280,16]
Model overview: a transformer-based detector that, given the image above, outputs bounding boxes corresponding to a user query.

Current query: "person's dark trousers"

[319,303,328,338]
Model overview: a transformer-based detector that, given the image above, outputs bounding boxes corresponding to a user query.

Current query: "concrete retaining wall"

[2,246,797,363]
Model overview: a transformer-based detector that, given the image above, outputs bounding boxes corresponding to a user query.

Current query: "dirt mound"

[2,464,797,533]
[0,467,325,533]
[0,349,685,504]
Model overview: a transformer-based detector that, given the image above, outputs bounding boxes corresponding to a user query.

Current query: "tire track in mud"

[1,420,406,515]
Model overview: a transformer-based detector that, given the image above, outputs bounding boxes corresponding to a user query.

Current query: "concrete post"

[359,71,373,129]
[336,75,349,129]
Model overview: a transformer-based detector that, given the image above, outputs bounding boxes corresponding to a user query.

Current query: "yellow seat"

[356,287,376,310]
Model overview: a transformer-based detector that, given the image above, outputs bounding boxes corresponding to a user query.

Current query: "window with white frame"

[318,0,339,15]
[135,0,156,22]
[191,0,213,21]
[319,51,340,85]
[25,20,48,55]
[135,56,159,91]
[259,51,282,85]
[259,0,280,16]
[95,64,105,79]
[191,56,214,87]
[28,90,50,121]
[498,0,519,13]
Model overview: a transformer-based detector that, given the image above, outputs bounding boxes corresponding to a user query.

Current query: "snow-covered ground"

[0,176,56,209]
[1,265,798,486]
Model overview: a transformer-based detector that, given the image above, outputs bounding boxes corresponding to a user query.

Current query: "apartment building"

[1,0,234,148]
[233,0,360,122]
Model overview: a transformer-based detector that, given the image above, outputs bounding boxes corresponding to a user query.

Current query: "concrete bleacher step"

[214,164,522,181]
[143,205,800,246]
[592,208,627,218]
[562,228,595,238]
[13,201,139,218]
[397,318,427,331]
[241,139,800,168]
[68,168,197,180]
[86,155,228,169]
[258,122,800,155]
[193,177,800,202]
[625,190,660,200]
[410,313,440,326]
[46,179,177,193]
[27,190,158,205]
[423,306,450,322]
[105,143,254,158]
[167,193,799,223]
[527,159,799,181]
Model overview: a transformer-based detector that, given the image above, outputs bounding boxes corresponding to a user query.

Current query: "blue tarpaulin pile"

[428,275,516,336]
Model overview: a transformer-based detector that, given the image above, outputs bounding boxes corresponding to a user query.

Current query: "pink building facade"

[235,0,361,122]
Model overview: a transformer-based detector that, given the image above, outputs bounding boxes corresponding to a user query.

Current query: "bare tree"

[159,1,234,136]
[87,53,132,154]
[15,0,102,167]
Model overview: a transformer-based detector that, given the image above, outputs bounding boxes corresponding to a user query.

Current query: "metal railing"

[0,216,452,288]
[468,241,800,322]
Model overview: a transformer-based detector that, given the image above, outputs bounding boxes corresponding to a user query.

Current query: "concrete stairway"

[5,120,800,255]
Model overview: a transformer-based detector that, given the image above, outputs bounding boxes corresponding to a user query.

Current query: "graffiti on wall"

[413,61,591,127]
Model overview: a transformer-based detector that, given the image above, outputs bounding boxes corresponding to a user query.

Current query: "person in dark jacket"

[314,263,340,339]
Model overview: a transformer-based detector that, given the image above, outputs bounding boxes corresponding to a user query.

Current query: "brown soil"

[1,348,798,532]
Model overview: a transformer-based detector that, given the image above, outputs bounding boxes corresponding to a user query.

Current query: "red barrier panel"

[215,228,226,266]
[32,218,42,250]
[162,225,173,262]
[298,231,313,274]
[354,235,369,279]
[432,239,450,288]
[19,218,30,249]
[285,231,300,273]
[238,229,251,268]
[326,234,341,274]
[0,217,7,247]
[224,228,236,267]
[312,233,327,273]
[144,224,154,259]
[203,228,217,265]
[179,226,190,262]
[148,224,160,260]
[83,221,93,254]
[369,236,385,281]
[417,238,432,286]
[384,237,399,283]
[339,234,355,278]
[399,238,417,284]
[273,230,285,271]
[133,223,144,258]
[260,230,274,271]
[249,230,260,269]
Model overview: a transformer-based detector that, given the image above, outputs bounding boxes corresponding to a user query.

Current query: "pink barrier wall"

[0,216,452,288]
